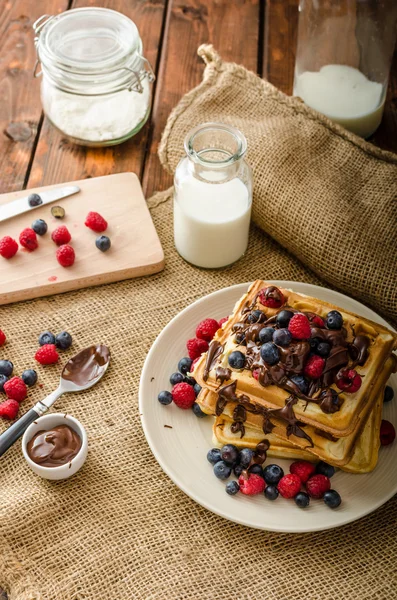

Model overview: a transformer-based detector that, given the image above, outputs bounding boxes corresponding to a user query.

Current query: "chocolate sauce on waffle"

[204,341,224,381]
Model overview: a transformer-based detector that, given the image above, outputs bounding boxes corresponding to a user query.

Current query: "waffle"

[194,281,397,437]
[197,355,390,466]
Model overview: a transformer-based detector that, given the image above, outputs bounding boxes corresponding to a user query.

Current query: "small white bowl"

[22,413,88,480]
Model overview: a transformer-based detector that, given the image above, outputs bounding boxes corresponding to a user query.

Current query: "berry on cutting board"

[35,344,59,365]
[19,228,38,251]
[51,206,65,219]
[32,219,48,236]
[0,236,18,258]
[28,193,42,207]
[51,225,71,246]
[85,211,108,232]
[95,235,111,252]
[56,244,75,267]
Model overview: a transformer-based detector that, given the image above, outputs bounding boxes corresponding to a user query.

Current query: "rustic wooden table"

[0,1,395,597]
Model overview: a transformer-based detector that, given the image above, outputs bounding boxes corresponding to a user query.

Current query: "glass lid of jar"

[35,7,143,74]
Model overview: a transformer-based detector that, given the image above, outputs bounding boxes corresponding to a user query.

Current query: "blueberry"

[193,383,202,396]
[220,444,240,466]
[0,374,8,392]
[309,337,321,352]
[170,372,184,385]
[273,328,292,347]
[51,206,65,219]
[31,219,48,236]
[28,193,42,207]
[96,235,111,252]
[39,331,55,346]
[317,342,331,358]
[264,485,279,500]
[258,327,275,344]
[235,331,246,345]
[326,310,343,330]
[226,481,240,495]
[184,375,196,386]
[0,360,13,377]
[290,374,309,395]
[192,402,206,418]
[158,390,172,405]
[248,464,264,477]
[295,492,310,508]
[178,357,192,375]
[207,448,221,465]
[247,310,265,324]
[21,369,37,387]
[239,448,254,468]
[233,464,244,477]
[55,331,72,350]
[263,464,284,485]
[260,342,279,365]
[228,351,246,370]
[276,310,294,328]
[315,461,335,478]
[384,385,394,403]
[213,460,232,480]
[323,489,342,509]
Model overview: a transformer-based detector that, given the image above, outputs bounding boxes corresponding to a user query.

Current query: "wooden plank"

[0,173,164,304]
[0,0,70,194]
[142,0,261,199]
[369,45,397,151]
[27,0,167,189]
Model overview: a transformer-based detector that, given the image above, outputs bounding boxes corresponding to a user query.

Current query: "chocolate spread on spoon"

[62,344,110,386]
[27,425,81,467]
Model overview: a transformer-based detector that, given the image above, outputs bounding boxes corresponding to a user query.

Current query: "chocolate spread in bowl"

[62,344,110,386]
[27,425,81,467]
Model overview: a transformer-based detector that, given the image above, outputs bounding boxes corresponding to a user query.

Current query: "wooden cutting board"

[0,173,164,305]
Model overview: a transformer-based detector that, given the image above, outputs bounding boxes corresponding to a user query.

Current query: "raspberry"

[304,355,325,379]
[335,368,362,393]
[0,399,19,420]
[85,211,108,232]
[0,330,6,346]
[238,473,266,495]
[51,225,71,246]
[186,337,209,360]
[258,286,285,309]
[35,344,59,365]
[277,474,301,498]
[218,316,229,328]
[0,236,18,258]
[290,460,316,483]
[171,382,196,409]
[4,377,27,402]
[252,369,259,380]
[288,313,311,339]
[56,244,75,267]
[380,420,396,446]
[306,474,331,499]
[19,228,38,251]
[190,357,200,372]
[310,315,325,328]
[196,318,219,341]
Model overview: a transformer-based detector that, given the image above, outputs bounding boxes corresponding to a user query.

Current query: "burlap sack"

[1,188,397,600]
[159,45,397,325]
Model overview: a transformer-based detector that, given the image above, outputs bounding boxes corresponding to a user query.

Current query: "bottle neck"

[187,157,242,183]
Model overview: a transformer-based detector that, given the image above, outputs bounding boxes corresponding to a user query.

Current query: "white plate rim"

[139,281,397,533]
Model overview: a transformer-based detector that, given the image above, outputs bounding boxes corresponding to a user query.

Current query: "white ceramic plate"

[139,281,397,533]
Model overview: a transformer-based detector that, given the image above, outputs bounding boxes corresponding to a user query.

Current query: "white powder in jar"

[41,76,150,143]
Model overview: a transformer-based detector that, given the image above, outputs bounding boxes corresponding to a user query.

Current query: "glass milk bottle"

[293,0,397,138]
[173,123,252,269]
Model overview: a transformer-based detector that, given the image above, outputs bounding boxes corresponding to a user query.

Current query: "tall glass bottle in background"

[293,0,397,138]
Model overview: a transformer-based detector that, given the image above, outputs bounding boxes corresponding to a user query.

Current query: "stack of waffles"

[194,281,397,473]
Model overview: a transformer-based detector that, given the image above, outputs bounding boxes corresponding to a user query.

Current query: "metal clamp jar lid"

[32,8,155,146]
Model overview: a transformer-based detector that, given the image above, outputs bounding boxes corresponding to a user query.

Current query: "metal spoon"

[0,344,110,457]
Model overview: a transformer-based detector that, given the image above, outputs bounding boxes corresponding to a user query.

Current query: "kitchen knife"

[0,185,80,223]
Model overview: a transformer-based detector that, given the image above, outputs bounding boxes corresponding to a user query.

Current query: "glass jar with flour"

[174,123,252,269]
[33,8,154,146]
